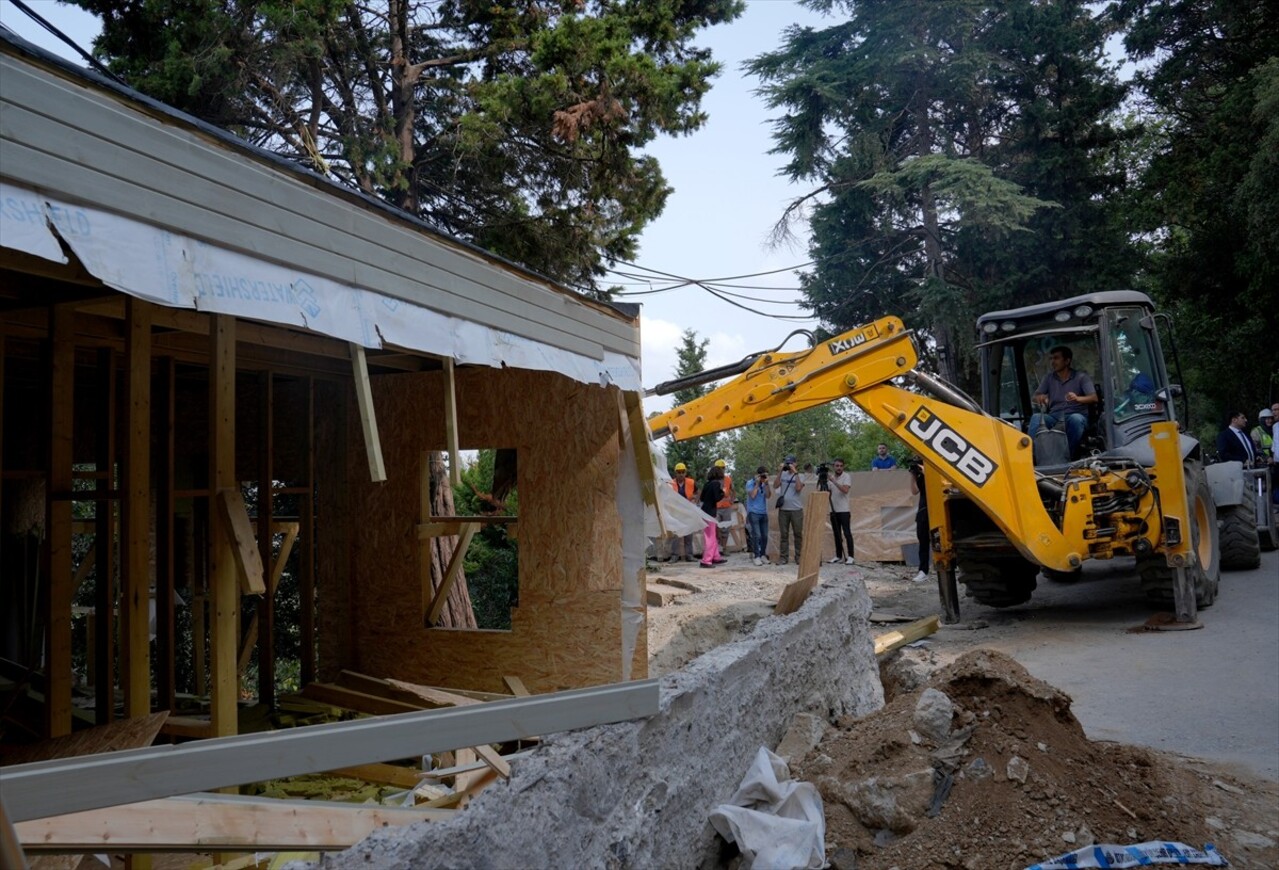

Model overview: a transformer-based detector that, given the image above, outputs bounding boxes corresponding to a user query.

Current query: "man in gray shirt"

[1030,345,1097,456]
[774,455,805,564]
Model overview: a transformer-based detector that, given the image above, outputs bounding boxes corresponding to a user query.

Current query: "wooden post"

[121,298,152,721]
[256,370,275,707]
[93,348,117,725]
[155,356,176,714]
[208,315,238,737]
[349,343,386,482]
[300,377,315,686]
[45,304,74,737]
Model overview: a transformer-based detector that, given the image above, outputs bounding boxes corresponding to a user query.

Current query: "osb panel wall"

[343,367,646,693]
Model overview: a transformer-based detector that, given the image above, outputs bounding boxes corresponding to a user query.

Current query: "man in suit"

[1216,410,1257,464]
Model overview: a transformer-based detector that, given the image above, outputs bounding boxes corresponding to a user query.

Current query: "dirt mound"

[796,649,1279,869]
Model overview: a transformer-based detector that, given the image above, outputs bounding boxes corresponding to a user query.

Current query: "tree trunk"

[428,451,477,628]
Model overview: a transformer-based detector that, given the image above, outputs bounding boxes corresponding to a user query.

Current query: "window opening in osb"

[426,448,519,631]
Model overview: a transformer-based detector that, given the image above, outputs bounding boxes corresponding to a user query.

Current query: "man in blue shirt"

[871,443,897,470]
[744,465,772,566]
[1030,345,1097,457]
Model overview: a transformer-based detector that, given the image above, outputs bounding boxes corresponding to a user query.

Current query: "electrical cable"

[4,0,127,85]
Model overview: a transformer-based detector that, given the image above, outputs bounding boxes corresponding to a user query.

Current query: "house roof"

[0,30,641,387]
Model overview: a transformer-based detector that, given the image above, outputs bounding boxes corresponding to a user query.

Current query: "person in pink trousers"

[698,466,727,567]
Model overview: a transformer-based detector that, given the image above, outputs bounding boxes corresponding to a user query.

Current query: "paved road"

[931,549,1279,780]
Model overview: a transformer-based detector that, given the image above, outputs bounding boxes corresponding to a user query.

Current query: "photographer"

[773,455,805,565]
[907,456,930,583]
[825,458,855,565]
[745,466,772,566]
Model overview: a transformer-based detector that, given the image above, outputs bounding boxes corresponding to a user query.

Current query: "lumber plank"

[0,712,167,767]
[443,357,461,487]
[13,794,452,853]
[384,679,480,708]
[336,671,509,703]
[238,523,299,676]
[300,683,424,717]
[424,523,477,626]
[159,716,214,740]
[775,491,830,616]
[1,792,28,870]
[215,489,267,596]
[472,744,511,780]
[349,343,386,482]
[873,615,941,657]
[325,763,425,790]
[502,676,530,697]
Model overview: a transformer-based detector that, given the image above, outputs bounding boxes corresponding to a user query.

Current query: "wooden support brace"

[215,489,267,596]
[209,315,239,737]
[775,490,831,616]
[424,523,477,626]
[502,676,530,697]
[349,343,386,482]
[46,303,75,737]
[384,679,480,709]
[237,523,299,675]
[873,615,941,657]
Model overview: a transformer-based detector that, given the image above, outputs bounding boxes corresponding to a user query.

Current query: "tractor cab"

[976,291,1179,467]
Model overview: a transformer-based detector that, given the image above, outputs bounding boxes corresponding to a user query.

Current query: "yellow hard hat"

[674,462,687,471]
[714,459,727,468]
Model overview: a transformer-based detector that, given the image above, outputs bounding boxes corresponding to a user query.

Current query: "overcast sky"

[0,0,831,414]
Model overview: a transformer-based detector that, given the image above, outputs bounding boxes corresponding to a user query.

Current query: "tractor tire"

[1138,461,1220,608]
[958,557,1038,608]
[1042,567,1081,583]
[1258,491,1278,553]
[1219,481,1261,570]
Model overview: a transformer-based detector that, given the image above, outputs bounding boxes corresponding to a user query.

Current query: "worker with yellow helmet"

[667,461,697,561]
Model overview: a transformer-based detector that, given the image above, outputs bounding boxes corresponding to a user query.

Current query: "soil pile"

[794,648,1279,869]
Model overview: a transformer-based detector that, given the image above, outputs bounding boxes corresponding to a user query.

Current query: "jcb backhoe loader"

[648,291,1254,625]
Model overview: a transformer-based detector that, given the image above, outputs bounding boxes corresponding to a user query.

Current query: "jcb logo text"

[907,407,997,487]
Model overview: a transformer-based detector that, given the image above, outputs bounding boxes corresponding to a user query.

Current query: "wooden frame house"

[0,28,654,768]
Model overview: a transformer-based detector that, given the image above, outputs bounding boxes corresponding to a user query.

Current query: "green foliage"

[72,0,743,296]
[453,450,519,630]
[1114,0,1279,417]
[749,0,1134,388]
[664,329,723,481]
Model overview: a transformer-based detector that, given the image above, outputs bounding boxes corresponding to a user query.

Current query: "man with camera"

[825,458,855,565]
[773,455,805,564]
[745,465,772,566]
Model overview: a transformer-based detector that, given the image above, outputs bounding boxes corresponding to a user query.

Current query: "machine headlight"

[1073,305,1093,318]
[1054,310,1072,322]
[982,322,999,334]
[1000,321,1017,332]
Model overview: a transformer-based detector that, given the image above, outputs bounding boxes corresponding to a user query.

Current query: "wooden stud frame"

[45,304,74,737]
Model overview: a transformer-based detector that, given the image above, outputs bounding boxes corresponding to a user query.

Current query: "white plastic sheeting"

[646,440,714,539]
[0,181,641,392]
[709,747,826,870]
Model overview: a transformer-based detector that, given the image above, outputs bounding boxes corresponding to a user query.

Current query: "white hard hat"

[1261,408,1275,419]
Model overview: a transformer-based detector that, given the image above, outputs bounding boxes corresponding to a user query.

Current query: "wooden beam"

[503,676,531,697]
[256,370,276,706]
[121,298,152,720]
[349,343,386,482]
[208,315,239,737]
[14,794,452,853]
[335,670,510,703]
[417,516,515,537]
[472,744,511,780]
[424,523,476,626]
[214,489,267,596]
[155,356,177,714]
[300,377,316,687]
[324,763,425,790]
[384,679,480,709]
[442,357,461,486]
[3,679,660,822]
[299,683,425,717]
[0,712,168,766]
[45,304,75,737]
[873,615,941,657]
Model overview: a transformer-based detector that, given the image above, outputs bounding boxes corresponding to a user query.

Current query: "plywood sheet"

[340,368,646,693]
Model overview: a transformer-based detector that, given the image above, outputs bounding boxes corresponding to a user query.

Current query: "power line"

[4,0,126,85]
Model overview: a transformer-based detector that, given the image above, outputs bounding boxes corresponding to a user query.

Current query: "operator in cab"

[1030,345,1097,457]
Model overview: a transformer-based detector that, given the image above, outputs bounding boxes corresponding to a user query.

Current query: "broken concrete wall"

[316,575,884,869]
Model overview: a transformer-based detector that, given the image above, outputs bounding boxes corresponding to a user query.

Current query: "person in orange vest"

[714,458,734,552]
[668,462,697,562]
